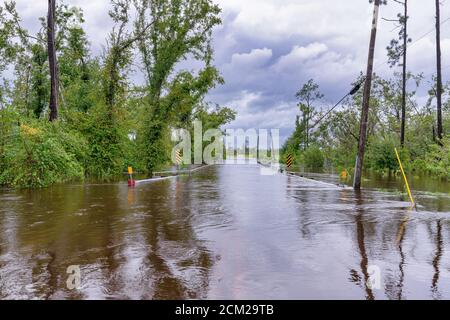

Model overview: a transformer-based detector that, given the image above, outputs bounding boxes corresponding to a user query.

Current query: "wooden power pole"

[48,0,58,122]
[354,0,381,190]
[401,0,408,147]
[435,0,444,142]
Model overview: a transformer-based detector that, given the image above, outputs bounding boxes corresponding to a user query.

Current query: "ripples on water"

[0,165,450,299]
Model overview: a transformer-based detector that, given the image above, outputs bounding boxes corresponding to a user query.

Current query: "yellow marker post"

[394,148,415,208]
[128,167,135,187]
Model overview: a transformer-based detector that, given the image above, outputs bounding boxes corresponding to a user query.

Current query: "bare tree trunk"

[400,0,407,147]
[436,0,443,142]
[354,0,380,190]
[48,0,58,122]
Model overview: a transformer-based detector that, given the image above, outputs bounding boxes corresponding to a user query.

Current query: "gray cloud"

[10,0,450,141]
[207,0,450,141]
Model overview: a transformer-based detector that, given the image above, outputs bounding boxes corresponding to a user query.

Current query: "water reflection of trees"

[431,220,443,300]
[350,192,375,300]
[0,176,214,299]
[2,168,450,299]
[138,176,214,299]
[11,185,131,299]
[347,191,396,300]
[383,215,408,300]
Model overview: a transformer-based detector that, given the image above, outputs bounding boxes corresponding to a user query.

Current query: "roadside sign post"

[176,150,183,171]
[128,166,135,187]
[286,154,294,169]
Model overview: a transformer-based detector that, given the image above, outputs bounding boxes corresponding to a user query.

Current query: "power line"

[310,77,366,130]
[301,8,450,134]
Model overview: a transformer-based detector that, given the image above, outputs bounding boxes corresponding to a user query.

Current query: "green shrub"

[65,105,130,178]
[139,116,172,172]
[416,138,450,179]
[0,121,86,188]
[366,137,402,172]
[304,146,325,170]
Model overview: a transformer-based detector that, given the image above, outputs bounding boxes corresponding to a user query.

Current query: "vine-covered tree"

[134,0,222,171]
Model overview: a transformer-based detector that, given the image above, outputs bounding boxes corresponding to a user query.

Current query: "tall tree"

[30,43,49,117]
[435,0,444,142]
[0,3,16,105]
[103,0,132,112]
[295,79,323,150]
[47,0,58,121]
[102,0,155,111]
[134,0,222,171]
[385,0,410,146]
[354,0,384,190]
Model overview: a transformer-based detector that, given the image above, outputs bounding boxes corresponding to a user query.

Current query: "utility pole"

[435,0,444,142]
[401,0,407,147]
[48,0,58,122]
[354,0,381,190]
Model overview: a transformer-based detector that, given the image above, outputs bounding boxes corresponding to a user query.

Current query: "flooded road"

[1,165,450,299]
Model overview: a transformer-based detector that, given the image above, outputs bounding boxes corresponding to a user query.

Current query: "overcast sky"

[12,0,450,140]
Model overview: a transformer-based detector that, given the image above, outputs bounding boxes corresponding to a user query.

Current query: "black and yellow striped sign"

[175,150,183,165]
[286,154,294,168]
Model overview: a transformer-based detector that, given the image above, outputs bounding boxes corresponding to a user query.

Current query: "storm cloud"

[11,0,450,140]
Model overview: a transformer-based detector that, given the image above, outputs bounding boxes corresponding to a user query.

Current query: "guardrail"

[134,165,212,185]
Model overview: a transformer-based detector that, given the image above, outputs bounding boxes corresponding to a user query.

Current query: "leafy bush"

[65,105,130,178]
[0,120,86,188]
[366,137,402,172]
[139,116,172,172]
[303,146,325,170]
[415,138,450,179]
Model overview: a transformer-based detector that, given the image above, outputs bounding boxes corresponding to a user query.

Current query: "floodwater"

[0,165,450,300]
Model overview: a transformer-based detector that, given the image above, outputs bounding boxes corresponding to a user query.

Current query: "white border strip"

[135,164,212,185]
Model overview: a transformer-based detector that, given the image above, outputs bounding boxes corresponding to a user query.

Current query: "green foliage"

[0,119,86,188]
[282,72,449,180]
[139,116,172,171]
[83,116,125,178]
[0,0,232,188]
[295,79,323,149]
[135,0,222,171]
[59,21,97,113]
[281,130,301,163]
[64,104,130,178]
[194,104,236,132]
[0,106,18,172]
[0,104,136,188]
[29,43,49,117]
[365,137,400,172]
[303,146,325,170]
[414,138,450,179]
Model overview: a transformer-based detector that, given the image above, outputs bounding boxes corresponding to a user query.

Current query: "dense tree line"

[282,72,449,179]
[282,0,449,183]
[0,0,235,188]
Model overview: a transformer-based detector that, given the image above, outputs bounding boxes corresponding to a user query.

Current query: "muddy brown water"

[0,165,449,299]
